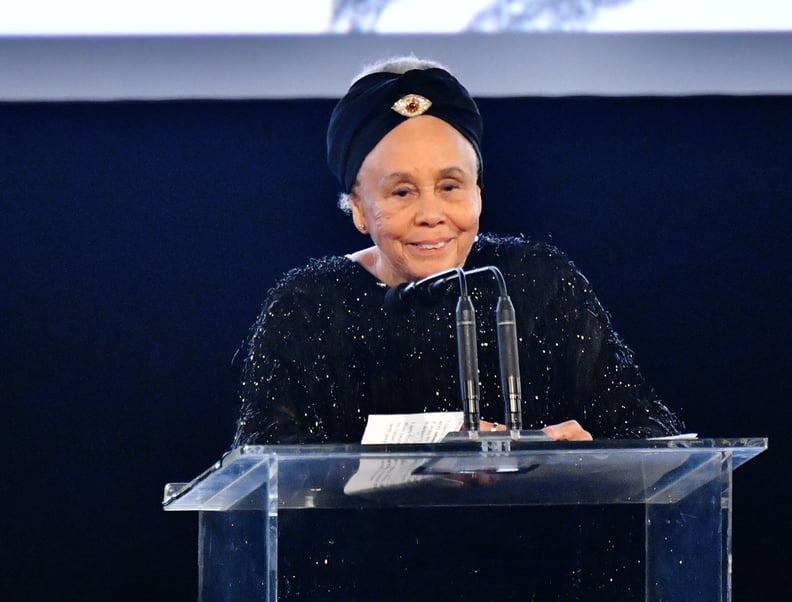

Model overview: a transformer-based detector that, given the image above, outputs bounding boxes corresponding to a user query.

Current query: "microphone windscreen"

[425,279,456,303]
[383,282,410,313]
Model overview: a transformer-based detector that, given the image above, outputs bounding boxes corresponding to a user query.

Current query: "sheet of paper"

[343,457,431,495]
[648,433,699,441]
[361,411,464,444]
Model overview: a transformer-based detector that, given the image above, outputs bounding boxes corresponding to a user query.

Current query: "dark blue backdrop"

[2,96,789,600]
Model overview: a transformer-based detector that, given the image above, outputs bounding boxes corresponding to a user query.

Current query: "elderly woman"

[233,57,683,447]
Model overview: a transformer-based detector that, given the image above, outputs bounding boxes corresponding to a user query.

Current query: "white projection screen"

[2,0,791,99]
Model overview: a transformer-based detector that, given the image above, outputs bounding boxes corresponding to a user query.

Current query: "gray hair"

[336,55,450,214]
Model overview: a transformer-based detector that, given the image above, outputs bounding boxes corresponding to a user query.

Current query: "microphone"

[382,268,459,313]
[382,265,523,432]
[383,268,481,431]
[454,270,480,432]
[488,267,523,431]
[456,266,524,431]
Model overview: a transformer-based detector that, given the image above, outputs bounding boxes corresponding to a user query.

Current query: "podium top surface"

[163,437,767,511]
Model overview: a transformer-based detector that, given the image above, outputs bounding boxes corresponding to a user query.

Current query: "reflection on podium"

[164,438,766,601]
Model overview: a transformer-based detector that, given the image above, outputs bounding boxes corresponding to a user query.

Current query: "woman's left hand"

[480,419,592,441]
[541,419,593,441]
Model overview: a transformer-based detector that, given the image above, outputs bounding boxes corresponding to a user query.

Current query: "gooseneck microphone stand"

[383,266,547,444]
[465,266,523,432]
[416,265,523,433]
[452,268,481,433]
[382,266,482,432]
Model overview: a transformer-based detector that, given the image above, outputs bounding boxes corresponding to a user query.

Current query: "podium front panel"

[164,438,766,601]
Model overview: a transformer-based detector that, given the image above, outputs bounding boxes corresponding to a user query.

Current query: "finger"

[480,420,508,432]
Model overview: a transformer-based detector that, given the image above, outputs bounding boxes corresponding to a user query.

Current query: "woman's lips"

[410,238,453,250]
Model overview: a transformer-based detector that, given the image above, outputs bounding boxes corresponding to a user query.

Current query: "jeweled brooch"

[391,94,432,117]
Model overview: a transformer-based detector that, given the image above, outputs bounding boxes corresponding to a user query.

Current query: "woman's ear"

[349,192,368,234]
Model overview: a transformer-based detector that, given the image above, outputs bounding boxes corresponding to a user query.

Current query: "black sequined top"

[233,234,683,445]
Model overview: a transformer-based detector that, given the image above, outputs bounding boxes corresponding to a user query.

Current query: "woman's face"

[350,115,482,286]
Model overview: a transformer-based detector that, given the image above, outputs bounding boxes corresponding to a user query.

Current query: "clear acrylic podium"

[164,438,766,601]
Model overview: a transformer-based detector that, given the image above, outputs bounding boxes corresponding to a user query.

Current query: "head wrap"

[326,67,483,193]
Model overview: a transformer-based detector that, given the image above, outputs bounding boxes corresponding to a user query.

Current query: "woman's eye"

[392,188,411,198]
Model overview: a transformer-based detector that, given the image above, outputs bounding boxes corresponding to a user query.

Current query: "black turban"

[326,67,483,193]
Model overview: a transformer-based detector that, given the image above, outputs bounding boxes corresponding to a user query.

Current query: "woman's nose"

[414,192,445,225]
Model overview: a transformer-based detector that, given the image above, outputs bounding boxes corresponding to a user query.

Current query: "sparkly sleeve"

[492,236,685,439]
[232,268,332,446]
[540,250,685,438]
